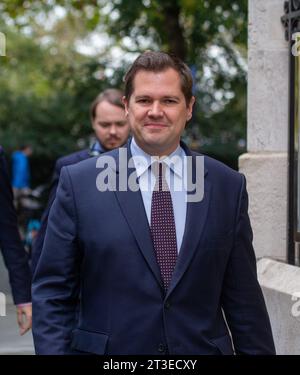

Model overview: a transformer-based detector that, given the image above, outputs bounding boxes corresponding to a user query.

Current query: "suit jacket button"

[158,344,166,353]
[165,301,171,310]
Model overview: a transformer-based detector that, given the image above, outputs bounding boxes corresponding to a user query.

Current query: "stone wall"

[239,0,289,261]
[241,0,300,354]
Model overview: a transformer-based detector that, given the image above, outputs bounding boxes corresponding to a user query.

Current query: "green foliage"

[0,0,248,175]
[0,25,124,157]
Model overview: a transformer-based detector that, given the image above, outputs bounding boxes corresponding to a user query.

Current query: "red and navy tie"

[150,162,178,291]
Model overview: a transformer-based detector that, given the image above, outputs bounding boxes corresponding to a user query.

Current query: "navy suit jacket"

[32,142,275,355]
[0,147,31,304]
[31,149,90,273]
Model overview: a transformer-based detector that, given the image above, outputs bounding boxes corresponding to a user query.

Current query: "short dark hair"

[90,88,124,121]
[124,51,194,105]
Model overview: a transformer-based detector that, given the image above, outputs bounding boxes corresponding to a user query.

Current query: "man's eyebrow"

[135,95,181,100]
[135,95,151,99]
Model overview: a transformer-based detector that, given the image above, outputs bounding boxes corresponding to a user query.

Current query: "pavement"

[0,295,35,355]
[0,255,35,355]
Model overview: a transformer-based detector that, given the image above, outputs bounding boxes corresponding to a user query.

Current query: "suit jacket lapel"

[110,141,211,296]
[113,144,163,290]
[166,149,211,298]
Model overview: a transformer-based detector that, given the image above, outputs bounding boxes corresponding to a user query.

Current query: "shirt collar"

[89,140,105,156]
[130,137,185,179]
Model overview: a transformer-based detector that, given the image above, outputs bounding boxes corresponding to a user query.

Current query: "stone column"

[240,0,300,354]
[239,0,289,261]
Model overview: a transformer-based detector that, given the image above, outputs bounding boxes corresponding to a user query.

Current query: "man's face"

[124,68,195,156]
[92,100,130,150]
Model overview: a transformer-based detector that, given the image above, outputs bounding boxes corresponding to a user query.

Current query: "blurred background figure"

[11,145,33,209]
[11,145,33,241]
[0,145,32,336]
[31,88,130,274]
[10,145,44,257]
[90,88,130,153]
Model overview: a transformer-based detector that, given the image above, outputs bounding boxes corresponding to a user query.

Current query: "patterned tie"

[150,162,178,291]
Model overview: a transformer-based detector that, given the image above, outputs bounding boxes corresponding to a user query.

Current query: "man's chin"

[105,142,122,150]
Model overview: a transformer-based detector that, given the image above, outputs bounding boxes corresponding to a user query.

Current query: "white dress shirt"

[130,138,187,252]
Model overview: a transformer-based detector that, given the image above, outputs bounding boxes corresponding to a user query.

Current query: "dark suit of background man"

[0,146,32,335]
[31,89,130,273]
[32,51,275,355]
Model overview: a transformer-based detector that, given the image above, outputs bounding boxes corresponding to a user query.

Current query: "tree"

[0,21,124,185]
[0,0,248,170]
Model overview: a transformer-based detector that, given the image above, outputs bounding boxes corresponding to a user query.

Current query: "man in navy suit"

[31,89,130,273]
[32,52,275,355]
[0,146,32,335]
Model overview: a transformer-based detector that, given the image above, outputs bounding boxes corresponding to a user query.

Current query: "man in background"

[31,88,130,273]
[0,145,32,335]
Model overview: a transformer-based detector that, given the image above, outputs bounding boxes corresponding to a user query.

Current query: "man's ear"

[187,96,195,121]
[122,96,129,116]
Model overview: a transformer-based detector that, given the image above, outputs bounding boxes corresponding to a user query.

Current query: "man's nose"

[148,101,163,117]
[109,124,117,135]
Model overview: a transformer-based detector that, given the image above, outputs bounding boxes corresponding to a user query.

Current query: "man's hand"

[16,304,32,335]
